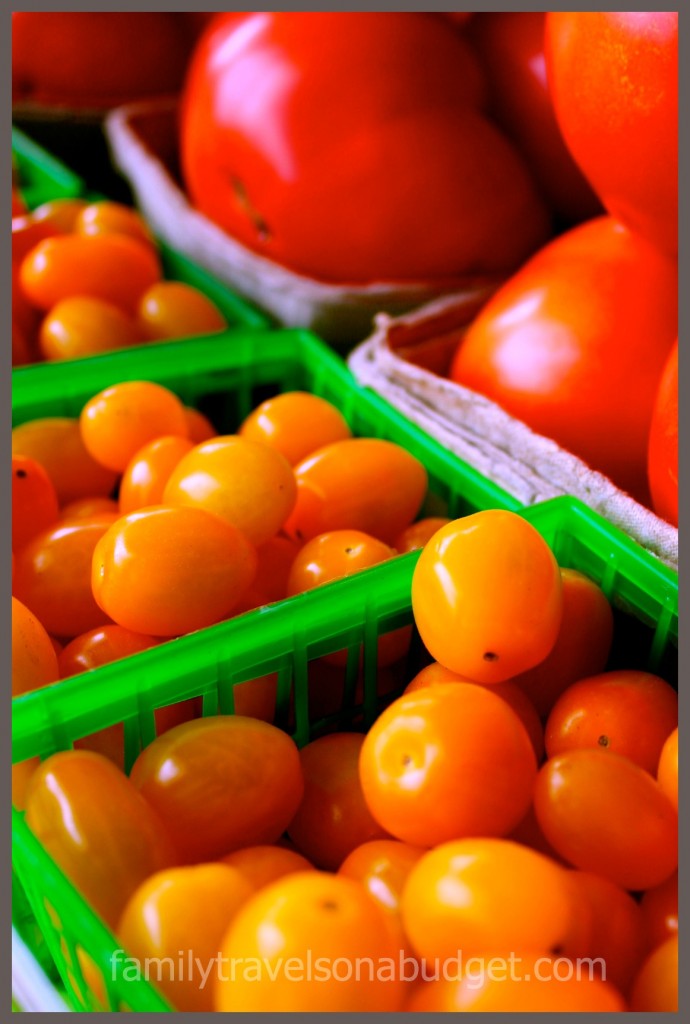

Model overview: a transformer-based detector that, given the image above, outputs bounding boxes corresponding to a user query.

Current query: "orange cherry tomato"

[359,682,537,847]
[239,391,352,466]
[408,955,626,1012]
[57,625,199,772]
[30,197,88,233]
[136,281,227,341]
[20,234,162,314]
[534,749,678,891]
[287,530,396,596]
[338,839,425,956]
[393,516,451,553]
[12,211,64,265]
[39,296,142,361]
[513,568,614,719]
[12,595,59,696]
[12,417,118,506]
[630,936,678,1012]
[25,750,177,928]
[117,864,254,1011]
[405,661,544,762]
[58,623,160,678]
[284,438,427,546]
[215,872,406,1012]
[657,727,678,810]
[401,838,574,962]
[230,673,278,722]
[130,716,304,863]
[11,598,58,811]
[287,733,391,871]
[13,515,117,638]
[74,200,154,247]
[234,534,301,613]
[92,506,257,637]
[118,435,195,514]
[286,530,411,667]
[306,657,405,722]
[80,380,189,473]
[60,496,120,520]
[12,455,59,551]
[411,510,563,683]
[640,872,678,953]
[184,406,217,443]
[12,262,39,337]
[164,436,297,546]
[568,870,647,994]
[545,670,677,774]
[219,845,314,890]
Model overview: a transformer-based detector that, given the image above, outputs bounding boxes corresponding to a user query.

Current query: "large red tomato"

[648,342,678,527]
[450,217,677,504]
[468,13,601,225]
[180,12,550,283]
[545,13,678,256]
[12,13,193,109]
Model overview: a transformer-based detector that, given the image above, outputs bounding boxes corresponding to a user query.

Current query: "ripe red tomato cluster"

[448,13,678,522]
[18,509,677,1012]
[12,197,228,366]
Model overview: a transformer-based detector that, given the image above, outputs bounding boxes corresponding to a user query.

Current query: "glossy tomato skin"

[534,749,678,891]
[12,13,193,109]
[468,13,601,224]
[411,511,562,683]
[648,341,678,526]
[546,13,678,255]
[24,750,178,928]
[129,716,304,863]
[180,12,550,283]
[92,506,257,637]
[451,217,677,502]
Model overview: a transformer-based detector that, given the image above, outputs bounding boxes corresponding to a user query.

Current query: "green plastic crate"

[11,490,677,1012]
[11,328,678,1011]
[12,127,269,333]
[12,126,84,208]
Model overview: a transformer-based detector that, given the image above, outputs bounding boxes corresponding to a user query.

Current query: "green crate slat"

[12,126,84,207]
[12,491,677,1012]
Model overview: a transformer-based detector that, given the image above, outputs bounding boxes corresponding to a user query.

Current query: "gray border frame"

[4,4,685,1023]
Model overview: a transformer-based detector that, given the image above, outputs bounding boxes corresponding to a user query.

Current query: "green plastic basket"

[11,491,678,1012]
[12,127,269,333]
[12,126,84,208]
[11,328,678,1011]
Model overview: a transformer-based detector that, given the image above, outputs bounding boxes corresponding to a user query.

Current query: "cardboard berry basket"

[11,492,678,1011]
[11,126,271,345]
[348,297,679,572]
[11,329,678,1011]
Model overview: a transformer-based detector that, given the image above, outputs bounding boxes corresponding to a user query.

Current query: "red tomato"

[180,12,550,283]
[12,13,194,108]
[451,217,677,502]
[468,14,601,224]
[286,733,391,870]
[648,341,678,526]
[546,13,678,255]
